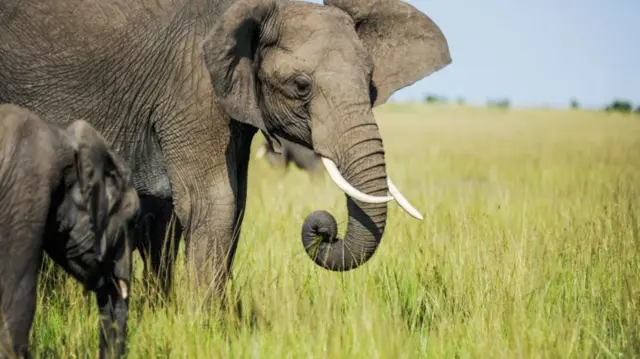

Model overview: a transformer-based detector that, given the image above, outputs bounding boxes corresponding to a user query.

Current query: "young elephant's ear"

[325,0,452,106]
[67,120,129,263]
[201,0,281,132]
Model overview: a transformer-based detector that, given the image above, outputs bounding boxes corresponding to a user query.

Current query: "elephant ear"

[67,120,130,263]
[201,0,281,132]
[324,0,451,106]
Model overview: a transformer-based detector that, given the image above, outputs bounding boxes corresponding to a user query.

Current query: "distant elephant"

[0,0,449,300]
[0,104,139,359]
[255,135,322,175]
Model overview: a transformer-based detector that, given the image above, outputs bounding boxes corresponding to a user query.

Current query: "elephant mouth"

[320,157,424,220]
[82,259,110,292]
[83,228,131,300]
[83,268,129,300]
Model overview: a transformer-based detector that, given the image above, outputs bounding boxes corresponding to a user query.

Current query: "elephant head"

[63,120,139,294]
[62,120,139,358]
[202,0,450,271]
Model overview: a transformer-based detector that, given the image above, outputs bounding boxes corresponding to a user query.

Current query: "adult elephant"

[0,0,450,298]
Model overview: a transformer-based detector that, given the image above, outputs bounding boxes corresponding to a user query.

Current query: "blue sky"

[308,0,640,109]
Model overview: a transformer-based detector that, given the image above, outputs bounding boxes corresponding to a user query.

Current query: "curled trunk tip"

[301,210,347,271]
[300,198,385,272]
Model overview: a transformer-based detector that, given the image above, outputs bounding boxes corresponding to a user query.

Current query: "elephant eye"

[293,75,312,96]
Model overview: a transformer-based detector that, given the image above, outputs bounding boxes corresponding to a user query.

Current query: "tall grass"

[32,104,640,358]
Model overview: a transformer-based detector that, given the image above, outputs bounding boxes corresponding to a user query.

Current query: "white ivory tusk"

[118,279,129,300]
[387,178,424,220]
[321,157,394,204]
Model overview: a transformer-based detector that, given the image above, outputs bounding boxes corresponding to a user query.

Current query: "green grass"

[32,104,640,358]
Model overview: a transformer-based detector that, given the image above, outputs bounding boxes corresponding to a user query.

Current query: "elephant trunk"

[96,281,129,359]
[302,119,389,271]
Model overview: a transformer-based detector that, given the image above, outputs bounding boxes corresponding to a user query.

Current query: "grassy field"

[33,104,640,358]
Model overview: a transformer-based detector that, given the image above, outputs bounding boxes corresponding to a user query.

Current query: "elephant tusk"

[255,145,267,159]
[387,178,424,220]
[118,279,129,300]
[321,157,394,204]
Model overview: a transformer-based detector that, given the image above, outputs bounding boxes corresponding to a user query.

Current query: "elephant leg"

[266,151,286,170]
[283,149,294,172]
[134,198,158,297]
[161,119,255,305]
[135,196,182,304]
[291,153,309,171]
[0,255,39,359]
[146,208,182,303]
[150,210,182,300]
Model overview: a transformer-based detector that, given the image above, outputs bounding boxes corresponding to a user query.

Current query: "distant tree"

[424,94,447,105]
[487,98,510,110]
[635,106,640,114]
[424,94,438,104]
[570,98,580,110]
[456,97,466,105]
[604,99,633,113]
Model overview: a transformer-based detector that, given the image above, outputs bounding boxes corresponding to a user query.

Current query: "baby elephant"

[0,104,140,359]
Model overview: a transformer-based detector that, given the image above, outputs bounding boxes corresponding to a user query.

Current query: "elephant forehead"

[264,34,372,79]
[261,43,370,84]
[276,3,357,47]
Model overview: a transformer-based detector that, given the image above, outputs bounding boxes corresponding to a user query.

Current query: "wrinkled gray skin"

[0,0,451,300]
[257,135,322,175]
[0,104,139,359]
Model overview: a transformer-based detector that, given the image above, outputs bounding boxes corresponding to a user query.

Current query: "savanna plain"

[34,104,640,358]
